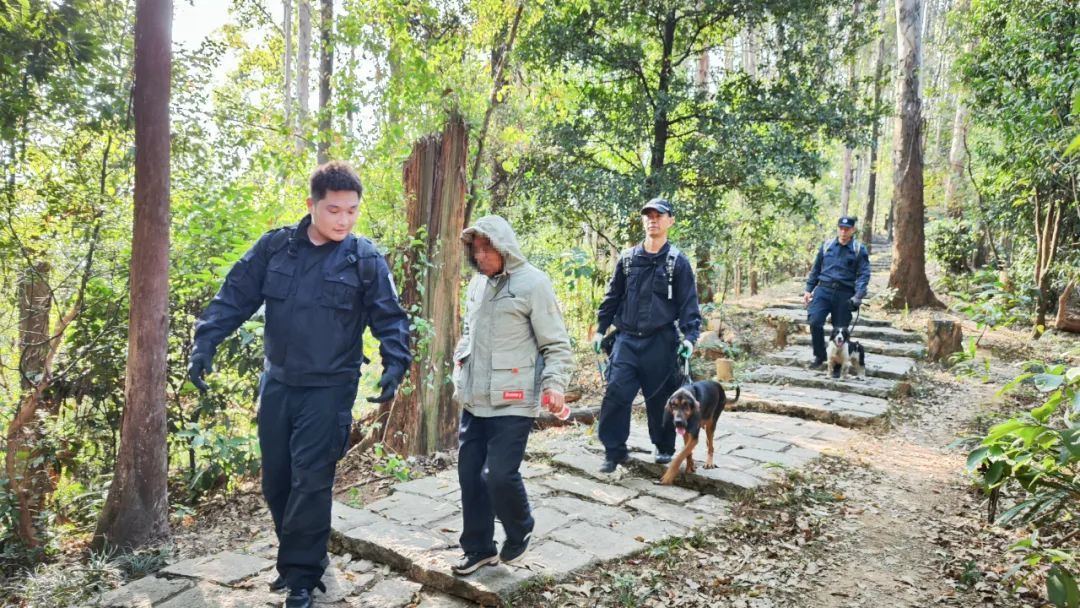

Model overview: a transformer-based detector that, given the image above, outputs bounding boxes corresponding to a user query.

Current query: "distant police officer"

[803,215,871,374]
[591,198,703,473]
[188,161,411,608]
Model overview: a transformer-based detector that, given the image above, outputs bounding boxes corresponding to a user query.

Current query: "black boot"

[270,555,330,592]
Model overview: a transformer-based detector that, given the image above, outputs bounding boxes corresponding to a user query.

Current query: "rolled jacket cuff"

[540,380,567,394]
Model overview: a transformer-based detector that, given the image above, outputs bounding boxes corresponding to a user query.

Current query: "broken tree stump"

[927,319,963,364]
[715,358,734,381]
[774,318,789,349]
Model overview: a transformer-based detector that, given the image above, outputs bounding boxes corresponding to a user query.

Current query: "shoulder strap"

[665,244,681,299]
[266,225,295,256]
[353,236,379,287]
[620,246,635,279]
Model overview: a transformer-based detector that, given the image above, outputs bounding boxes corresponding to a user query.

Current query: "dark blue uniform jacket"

[193,215,411,387]
[596,243,702,343]
[804,238,871,298]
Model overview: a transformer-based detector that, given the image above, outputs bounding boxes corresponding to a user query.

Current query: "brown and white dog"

[659,380,739,485]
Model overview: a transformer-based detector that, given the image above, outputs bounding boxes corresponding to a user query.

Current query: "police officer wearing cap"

[591,197,703,473]
[803,215,871,373]
[187,161,411,608]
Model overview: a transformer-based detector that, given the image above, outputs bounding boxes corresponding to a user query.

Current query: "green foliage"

[372,443,412,482]
[927,218,979,274]
[967,362,1080,606]
[944,268,1036,332]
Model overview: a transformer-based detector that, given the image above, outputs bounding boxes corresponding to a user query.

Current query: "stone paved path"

[98,243,924,607]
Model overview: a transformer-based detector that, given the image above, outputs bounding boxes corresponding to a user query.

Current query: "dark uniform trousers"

[598,326,679,462]
[807,284,855,361]
[457,410,535,555]
[258,376,356,591]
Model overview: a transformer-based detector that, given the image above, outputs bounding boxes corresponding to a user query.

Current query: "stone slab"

[538,473,639,505]
[612,514,686,542]
[790,334,926,358]
[348,577,423,608]
[523,540,596,575]
[98,576,193,607]
[314,566,355,603]
[734,382,889,427]
[625,495,713,528]
[616,477,701,503]
[538,495,635,526]
[160,552,274,586]
[760,307,894,327]
[332,502,385,531]
[549,521,646,560]
[390,475,460,499]
[365,492,459,527]
[747,365,901,399]
[156,582,279,608]
[415,590,477,608]
[333,514,450,572]
[403,549,535,605]
[766,346,917,380]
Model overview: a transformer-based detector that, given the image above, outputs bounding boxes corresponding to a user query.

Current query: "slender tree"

[94,0,172,550]
[863,0,889,252]
[316,0,332,163]
[887,0,942,308]
[284,0,293,133]
[296,0,311,153]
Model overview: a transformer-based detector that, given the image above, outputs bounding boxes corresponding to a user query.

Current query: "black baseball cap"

[837,216,857,228]
[641,197,674,216]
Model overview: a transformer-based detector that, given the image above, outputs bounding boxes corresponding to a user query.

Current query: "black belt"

[615,324,676,338]
[817,280,852,290]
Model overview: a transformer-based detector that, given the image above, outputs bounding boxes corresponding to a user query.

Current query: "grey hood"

[461,215,527,274]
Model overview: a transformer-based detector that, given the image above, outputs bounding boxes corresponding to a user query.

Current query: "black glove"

[367,373,400,403]
[188,350,213,393]
[848,296,863,311]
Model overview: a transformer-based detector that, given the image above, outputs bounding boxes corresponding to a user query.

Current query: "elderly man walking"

[449,215,574,575]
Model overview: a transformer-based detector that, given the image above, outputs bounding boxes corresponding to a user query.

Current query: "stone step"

[789,334,925,358]
[774,321,923,344]
[760,307,894,328]
[531,412,857,497]
[733,382,889,428]
[330,458,723,605]
[746,365,907,400]
[765,346,917,380]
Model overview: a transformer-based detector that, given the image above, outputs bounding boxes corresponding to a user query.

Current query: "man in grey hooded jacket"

[450,215,574,575]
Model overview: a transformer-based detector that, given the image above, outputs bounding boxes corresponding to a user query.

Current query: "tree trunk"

[839,2,861,217]
[464,2,524,226]
[733,260,742,297]
[296,0,311,154]
[94,0,172,550]
[927,319,962,364]
[5,262,52,549]
[1032,189,1063,337]
[943,94,969,217]
[316,0,332,163]
[863,0,888,253]
[385,115,468,456]
[283,0,293,133]
[644,7,677,198]
[695,247,714,304]
[887,0,941,309]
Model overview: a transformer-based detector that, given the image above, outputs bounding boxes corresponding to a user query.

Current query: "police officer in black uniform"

[187,162,410,608]
[591,198,702,473]
[803,215,871,375]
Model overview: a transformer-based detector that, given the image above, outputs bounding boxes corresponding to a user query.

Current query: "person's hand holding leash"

[591,332,604,354]
[677,339,693,359]
[848,295,862,311]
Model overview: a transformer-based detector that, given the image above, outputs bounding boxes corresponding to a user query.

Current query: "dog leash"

[846,306,862,337]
